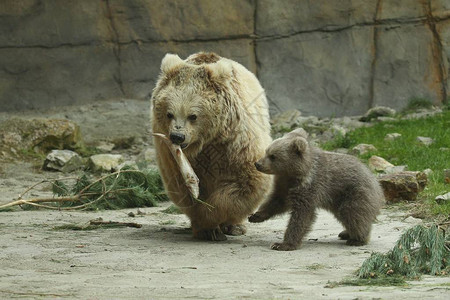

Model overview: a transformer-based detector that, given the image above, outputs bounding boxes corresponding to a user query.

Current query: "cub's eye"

[167,112,174,119]
[269,154,276,161]
[188,114,197,121]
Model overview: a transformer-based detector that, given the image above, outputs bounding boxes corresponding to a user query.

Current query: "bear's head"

[255,128,312,177]
[151,53,233,155]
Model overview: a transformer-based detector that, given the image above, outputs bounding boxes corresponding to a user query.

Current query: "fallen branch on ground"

[0,168,167,211]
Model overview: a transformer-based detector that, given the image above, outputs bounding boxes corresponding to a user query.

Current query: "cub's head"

[255,128,311,176]
[151,53,233,154]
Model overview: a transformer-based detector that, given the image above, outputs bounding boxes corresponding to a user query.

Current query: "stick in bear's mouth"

[152,133,199,199]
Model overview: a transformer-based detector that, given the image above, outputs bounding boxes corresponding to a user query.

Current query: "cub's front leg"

[248,176,290,223]
[271,188,317,251]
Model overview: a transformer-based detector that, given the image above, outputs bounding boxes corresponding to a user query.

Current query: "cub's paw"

[195,227,227,241]
[221,224,247,236]
[346,239,367,246]
[270,242,297,251]
[248,212,268,223]
[338,230,350,240]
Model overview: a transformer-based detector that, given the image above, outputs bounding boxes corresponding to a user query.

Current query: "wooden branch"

[89,220,142,228]
[0,196,80,210]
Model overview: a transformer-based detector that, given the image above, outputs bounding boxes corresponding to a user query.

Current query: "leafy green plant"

[358,224,449,279]
[0,167,168,211]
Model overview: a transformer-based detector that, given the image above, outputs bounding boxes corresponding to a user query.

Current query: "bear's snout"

[170,132,186,145]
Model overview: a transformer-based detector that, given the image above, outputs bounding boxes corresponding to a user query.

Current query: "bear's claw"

[270,242,297,251]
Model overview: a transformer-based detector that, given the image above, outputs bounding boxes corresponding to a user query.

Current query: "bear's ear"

[161,53,184,74]
[291,137,308,155]
[287,128,309,139]
[206,61,233,84]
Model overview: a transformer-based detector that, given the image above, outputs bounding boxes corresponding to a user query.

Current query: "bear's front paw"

[270,242,297,251]
[248,212,268,223]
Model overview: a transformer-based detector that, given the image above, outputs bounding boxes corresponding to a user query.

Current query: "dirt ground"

[0,100,449,299]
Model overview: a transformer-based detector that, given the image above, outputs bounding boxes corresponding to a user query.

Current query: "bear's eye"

[188,114,197,121]
[167,112,174,119]
[269,154,276,161]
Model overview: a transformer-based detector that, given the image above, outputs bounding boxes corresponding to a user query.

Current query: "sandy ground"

[0,100,449,299]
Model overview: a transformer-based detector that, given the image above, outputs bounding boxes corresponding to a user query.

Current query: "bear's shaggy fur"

[151,52,272,241]
[250,128,384,251]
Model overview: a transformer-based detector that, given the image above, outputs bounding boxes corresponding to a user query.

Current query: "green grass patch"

[326,276,408,288]
[403,97,433,113]
[321,110,450,219]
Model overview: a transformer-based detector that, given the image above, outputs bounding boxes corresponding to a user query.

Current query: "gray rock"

[384,133,402,141]
[96,141,115,153]
[0,118,83,156]
[271,109,302,132]
[0,0,449,116]
[320,124,347,143]
[416,136,434,146]
[403,108,443,120]
[258,27,374,117]
[372,24,444,111]
[43,150,83,173]
[378,171,427,203]
[377,117,398,122]
[435,192,450,204]
[88,154,124,173]
[360,106,396,122]
[384,165,408,174]
[351,144,377,156]
[422,168,433,176]
[368,155,394,173]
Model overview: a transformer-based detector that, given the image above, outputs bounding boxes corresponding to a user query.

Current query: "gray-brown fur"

[249,128,384,251]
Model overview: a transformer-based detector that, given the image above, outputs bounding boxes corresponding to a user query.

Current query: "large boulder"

[378,171,428,203]
[0,118,83,158]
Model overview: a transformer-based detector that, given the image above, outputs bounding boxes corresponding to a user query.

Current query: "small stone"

[384,133,402,141]
[351,144,377,156]
[320,124,347,143]
[384,165,408,174]
[128,212,136,217]
[368,155,394,173]
[377,117,397,122]
[403,216,423,225]
[416,136,434,146]
[439,147,449,152]
[435,192,450,204]
[43,150,83,173]
[422,168,433,176]
[360,106,396,122]
[88,154,124,173]
[403,108,442,120]
[378,171,427,203]
[271,109,302,132]
[96,141,115,152]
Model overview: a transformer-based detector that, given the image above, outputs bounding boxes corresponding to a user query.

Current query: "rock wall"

[0,0,449,116]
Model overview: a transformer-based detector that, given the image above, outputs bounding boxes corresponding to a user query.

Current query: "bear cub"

[249,128,384,251]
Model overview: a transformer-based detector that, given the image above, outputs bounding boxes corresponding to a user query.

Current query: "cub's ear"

[291,137,308,155]
[287,128,309,139]
[161,53,184,74]
[206,61,233,84]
